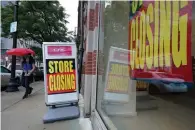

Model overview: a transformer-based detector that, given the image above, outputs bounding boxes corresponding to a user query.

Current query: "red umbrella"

[6,48,35,56]
[27,49,35,55]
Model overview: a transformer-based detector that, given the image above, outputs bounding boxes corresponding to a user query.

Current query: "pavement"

[108,95,195,130]
[1,81,92,130]
[3,81,195,130]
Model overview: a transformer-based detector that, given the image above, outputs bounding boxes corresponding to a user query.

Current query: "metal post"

[6,1,19,92]
[78,1,85,93]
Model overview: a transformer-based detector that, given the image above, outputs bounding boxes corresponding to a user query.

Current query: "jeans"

[22,72,33,88]
[23,74,33,95]
[24,76,30,89]
[21,72,25,87]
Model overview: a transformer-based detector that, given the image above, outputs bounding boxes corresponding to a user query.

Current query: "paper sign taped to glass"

[128,1,193,86]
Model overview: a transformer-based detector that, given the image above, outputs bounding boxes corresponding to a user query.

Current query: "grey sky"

[59,0,78,32]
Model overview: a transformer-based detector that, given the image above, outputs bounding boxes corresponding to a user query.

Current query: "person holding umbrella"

[22,54,35,99]
[6,48,35,98]
[21,57,26,88]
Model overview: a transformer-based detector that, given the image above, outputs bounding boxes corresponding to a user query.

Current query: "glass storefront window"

[96,1,195,130]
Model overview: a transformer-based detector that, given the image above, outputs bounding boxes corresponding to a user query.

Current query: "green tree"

[30,46,43,61]
[103,1,129,72]
[104,1,129,49]
[1,1,72,44]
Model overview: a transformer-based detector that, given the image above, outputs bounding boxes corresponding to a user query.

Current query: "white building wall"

[1,37,41,49]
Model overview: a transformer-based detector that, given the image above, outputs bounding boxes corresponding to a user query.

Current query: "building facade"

[77,1,195,130]
[1,37,41,65]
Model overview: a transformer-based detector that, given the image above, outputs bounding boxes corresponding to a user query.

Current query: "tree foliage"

[30,46,43,61]
[104,1,129,48]
[1,1,72,44]
[103,1,129,71]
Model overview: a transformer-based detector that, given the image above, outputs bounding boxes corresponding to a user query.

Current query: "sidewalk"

[1,81,92,130]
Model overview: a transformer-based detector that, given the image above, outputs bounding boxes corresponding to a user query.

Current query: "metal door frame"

[90,1,117,130]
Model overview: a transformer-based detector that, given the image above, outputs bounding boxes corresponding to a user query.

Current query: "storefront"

[78,1,195,130]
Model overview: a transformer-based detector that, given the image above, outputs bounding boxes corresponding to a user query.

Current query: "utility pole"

[78,1,85,93]
[6,1,19,92]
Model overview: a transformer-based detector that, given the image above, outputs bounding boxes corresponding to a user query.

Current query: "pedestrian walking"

[22,54,35,99]
[21,57,26,88]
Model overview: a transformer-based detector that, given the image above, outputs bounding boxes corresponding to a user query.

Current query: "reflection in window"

[96,1,195,130]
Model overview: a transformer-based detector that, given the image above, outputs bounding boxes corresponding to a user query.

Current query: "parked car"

[33,67,44,81]
[7,63,23,81]
[1,62,6,67]
[1,66,21,88]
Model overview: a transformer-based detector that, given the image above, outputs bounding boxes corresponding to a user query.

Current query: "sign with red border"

[46,59,76,95]
[128,1,193,83]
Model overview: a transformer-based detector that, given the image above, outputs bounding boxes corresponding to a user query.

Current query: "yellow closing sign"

[106,62,130,94]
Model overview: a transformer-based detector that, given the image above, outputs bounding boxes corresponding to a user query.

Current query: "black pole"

[6,1,19,92]
[78,1,85,93]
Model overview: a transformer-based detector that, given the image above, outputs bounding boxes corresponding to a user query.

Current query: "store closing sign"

[46,59,76,95]
[43,43,78,105]
[104,47,150,103]
[105,63,149,93]
[104,47,132,103]
[106,62,129,93]
[128,1,193,83]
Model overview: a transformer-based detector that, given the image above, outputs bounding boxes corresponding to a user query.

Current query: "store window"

[96,1,195,130]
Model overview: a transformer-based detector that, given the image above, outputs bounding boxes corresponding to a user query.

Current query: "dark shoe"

[22,93,28,99]
[28,87,33,94]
